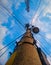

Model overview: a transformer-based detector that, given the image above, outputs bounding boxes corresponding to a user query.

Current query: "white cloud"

[0,0,24,11]
[0,0,12,11]
[10,20,16,28]
[0,0,8,5]
[36,40,41,47]
[0,0,51,64]
[31,0,51,33]
[6,20,16,38]
[31,0,51,65]
[0,6,9,24]
[0,26,10,65]
[0,0,15,16]
[47,56,51,65]
[0,26,8,43]
[46,34,51,40]
[0,35,8,65]
[0,1,12,64]
[0,44,8,65]
[15,0,24,9]
[31,0,47,24]
[41,0,51,17]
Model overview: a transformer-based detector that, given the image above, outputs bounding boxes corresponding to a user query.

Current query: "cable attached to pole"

[0,43,14,58]
[35,36,51,57]
[0,32,25,52]
[38,33,51,46]
[0,2,25,30]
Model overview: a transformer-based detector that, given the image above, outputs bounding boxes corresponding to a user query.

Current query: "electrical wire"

[38,33,51,47]
[1,0,28,23]
[35,36,51,57]
[37,41,51,62]
[30,0,41,9]
[29,0,51,57]
[30,0,48,28]
[0,0,41,29]
[31,0,41,24]
[15,0,42,26]
[36,35,51,55]
[0,32,25,52]
[38,41,51,58]
[0,42,15,58]
[24,0,41,24]
[0,2,25,30]
[0,0,50,58]
[38,33,51,56]
[38,41,50,56]
[30,0,47,25]
[0,5,25,39]
[16,0,41,24]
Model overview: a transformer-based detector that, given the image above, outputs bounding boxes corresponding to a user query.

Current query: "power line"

[0,0,41,29]
[38,33,51,46]
[0,2,25,30]
[23,0,41,24]
[33,28,51,54]
[31,0,41,24]
[38,41,51,58]
[38,33,51,55]
[30,0,41,8]
[0,6,25,35]
[37,39,48,54]
[0,0,50,55]
[30,0,48,28]
[35,36,51,57]
[16,0,42,26]
[37,41,50,56]
[0,42,14,58]
[0,32,25,52]
[0,0,30,24]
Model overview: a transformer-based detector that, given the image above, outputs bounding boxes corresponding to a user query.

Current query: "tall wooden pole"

[6,28,42,65]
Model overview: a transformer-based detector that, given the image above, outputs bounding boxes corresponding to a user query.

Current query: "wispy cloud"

[15,0,24,9]
[31,0,51,64]
[0,26,8,65]
[0,26,8,43]
[0,0,51,65]
[46,34,51,40]
[47,56,51,65]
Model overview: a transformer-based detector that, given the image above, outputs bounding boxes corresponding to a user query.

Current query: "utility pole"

[6,24,42,65]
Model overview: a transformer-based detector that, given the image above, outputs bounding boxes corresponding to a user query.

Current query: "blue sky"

[0,0,51,65]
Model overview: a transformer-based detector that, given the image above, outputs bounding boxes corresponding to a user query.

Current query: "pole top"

[25,23,30,30]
